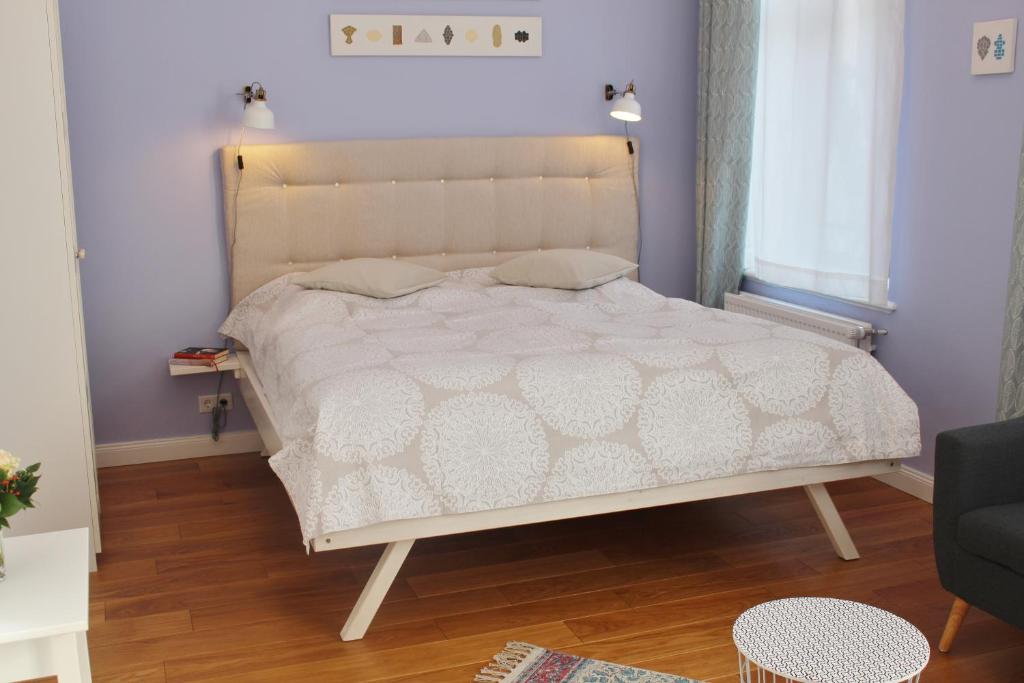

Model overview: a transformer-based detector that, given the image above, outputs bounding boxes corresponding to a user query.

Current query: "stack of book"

[170,347,230,367]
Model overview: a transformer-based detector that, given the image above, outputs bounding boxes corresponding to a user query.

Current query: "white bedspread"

[221,269,920,544]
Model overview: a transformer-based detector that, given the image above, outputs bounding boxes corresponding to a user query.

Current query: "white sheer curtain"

[743,0,905,307]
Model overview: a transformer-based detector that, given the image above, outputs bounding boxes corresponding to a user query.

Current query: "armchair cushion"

[957,502,1024,576]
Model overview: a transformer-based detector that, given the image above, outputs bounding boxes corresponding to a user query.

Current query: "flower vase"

[0,526,5,581]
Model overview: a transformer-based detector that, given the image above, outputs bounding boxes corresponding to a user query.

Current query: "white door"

[0,0,101,564]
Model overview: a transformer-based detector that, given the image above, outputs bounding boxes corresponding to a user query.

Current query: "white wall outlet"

[198,393,233,414]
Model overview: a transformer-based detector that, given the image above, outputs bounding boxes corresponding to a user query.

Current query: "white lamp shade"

[242,100,275,129]
[610,92,642,122]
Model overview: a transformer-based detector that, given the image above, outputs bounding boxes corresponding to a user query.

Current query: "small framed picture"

[972,18,1017,75]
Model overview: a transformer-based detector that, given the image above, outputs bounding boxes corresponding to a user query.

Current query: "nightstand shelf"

[168,353,240,376]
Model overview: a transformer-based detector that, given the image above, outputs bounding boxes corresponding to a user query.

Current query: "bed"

[218,135,921,641]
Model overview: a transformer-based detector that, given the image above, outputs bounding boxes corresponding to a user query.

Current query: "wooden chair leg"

[939,597,970,653]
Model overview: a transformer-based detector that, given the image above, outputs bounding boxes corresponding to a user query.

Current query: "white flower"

[0,450,20,478]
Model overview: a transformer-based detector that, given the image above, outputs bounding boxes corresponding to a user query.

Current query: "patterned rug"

[475,642,704,683]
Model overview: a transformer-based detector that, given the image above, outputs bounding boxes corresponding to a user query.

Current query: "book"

[174,347,229,360]
[169,357,228,367]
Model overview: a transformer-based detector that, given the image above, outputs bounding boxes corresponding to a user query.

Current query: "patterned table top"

[733,598,930,683]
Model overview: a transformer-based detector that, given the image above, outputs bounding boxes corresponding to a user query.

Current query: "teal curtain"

[695,0,761,308]
[997,133,1024,419]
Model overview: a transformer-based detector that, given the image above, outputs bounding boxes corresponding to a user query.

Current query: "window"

[743,0,905,308]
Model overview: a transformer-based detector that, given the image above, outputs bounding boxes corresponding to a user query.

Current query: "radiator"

[723,292,885,352]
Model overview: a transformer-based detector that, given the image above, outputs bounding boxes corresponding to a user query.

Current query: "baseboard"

[97,430,934,504]
[95,430,264,468]
[875,465,933,503]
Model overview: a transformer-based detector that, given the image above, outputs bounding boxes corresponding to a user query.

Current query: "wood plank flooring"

[77,453,1024,682]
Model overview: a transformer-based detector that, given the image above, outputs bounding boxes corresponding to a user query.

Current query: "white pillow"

[492,249,638,290]
[293,259,446,299]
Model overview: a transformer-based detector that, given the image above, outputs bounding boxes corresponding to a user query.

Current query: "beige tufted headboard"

[221,135,639,306]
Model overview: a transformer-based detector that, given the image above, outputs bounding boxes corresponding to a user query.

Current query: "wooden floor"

[80,453,1024,682]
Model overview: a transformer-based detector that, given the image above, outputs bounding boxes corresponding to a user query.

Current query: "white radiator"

[724,292,885,352]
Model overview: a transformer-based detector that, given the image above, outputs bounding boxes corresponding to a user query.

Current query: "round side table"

[733,597,930,683]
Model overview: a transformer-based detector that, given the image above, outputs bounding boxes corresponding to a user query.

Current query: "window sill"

[742,275,897,314]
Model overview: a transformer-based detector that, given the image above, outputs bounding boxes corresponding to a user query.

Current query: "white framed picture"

[329,15,542,57]
[971,18,1017,75]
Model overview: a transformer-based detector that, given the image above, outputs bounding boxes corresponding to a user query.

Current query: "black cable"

[211,369,229,441]
[624,121,642,264]
[229,127,246,268]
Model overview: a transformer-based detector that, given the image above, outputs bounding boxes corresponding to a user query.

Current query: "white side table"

[0,528,92,682]
[733,598,930,683]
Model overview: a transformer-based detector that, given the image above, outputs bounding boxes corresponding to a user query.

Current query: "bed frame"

[221,135,904,641]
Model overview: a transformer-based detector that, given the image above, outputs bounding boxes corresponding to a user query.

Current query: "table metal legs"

[737,651,922,683]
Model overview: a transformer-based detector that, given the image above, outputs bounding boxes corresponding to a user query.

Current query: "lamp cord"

[211,368,229,441]
[624,121,642,265]
[230,126,246,266]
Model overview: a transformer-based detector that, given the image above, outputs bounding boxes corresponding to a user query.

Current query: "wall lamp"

[239,81,275,130]
[605,81,642,122]
[235,81,275,170]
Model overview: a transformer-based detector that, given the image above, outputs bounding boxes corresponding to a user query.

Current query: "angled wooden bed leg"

[340,539,415,641]
[804,483,859,560]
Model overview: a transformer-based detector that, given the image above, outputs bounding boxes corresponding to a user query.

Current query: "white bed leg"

[804,483,859,560]
[340,539,415,641]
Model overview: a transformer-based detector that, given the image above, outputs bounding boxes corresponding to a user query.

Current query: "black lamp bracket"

[239,81,268,105]
[604,81,637,101]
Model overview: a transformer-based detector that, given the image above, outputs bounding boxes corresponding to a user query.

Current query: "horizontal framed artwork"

[329,15,542,57]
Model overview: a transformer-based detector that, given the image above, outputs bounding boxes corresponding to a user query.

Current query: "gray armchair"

[934,418,1024,652]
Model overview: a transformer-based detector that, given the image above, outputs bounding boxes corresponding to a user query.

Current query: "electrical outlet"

[198,393,233,414]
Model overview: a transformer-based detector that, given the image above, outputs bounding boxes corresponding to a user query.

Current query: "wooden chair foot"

[939,597,969,653]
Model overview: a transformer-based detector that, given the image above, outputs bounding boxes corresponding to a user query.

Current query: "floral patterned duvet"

[220,268,920,545]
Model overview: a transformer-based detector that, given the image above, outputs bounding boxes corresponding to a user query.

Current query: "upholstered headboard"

[221,135,639,306]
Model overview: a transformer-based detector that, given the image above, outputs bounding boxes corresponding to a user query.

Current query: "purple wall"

[62,0,1024,472]
[59,0,699,444]
[746,0,1024,474]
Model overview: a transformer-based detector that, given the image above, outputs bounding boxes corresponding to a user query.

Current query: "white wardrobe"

[0,0,101,565]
